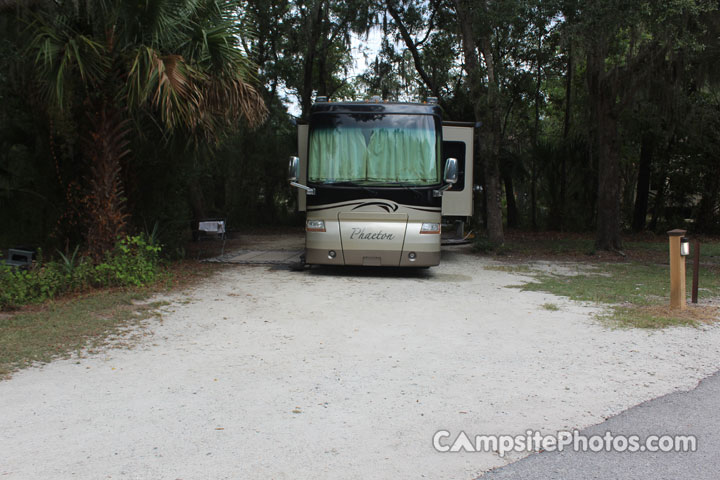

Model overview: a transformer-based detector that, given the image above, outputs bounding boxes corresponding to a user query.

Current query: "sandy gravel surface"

[2,247,720,479]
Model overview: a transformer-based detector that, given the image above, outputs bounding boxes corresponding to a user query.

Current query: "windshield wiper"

[321,181,356,186]
[387,182,428,197]
[319,181,379,195]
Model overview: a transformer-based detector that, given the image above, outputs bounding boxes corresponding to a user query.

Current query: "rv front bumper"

[305,247,440,267]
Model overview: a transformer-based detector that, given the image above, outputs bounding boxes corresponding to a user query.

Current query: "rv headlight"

[420,223,441,234]
[306,219,326,232]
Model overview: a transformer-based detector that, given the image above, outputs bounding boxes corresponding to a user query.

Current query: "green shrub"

[0,234,162,310]
[94,235,161,287]
[0,262,66,309]
[0,266,29,308]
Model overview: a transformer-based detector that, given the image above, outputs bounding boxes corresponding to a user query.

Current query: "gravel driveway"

[2,244,720,479]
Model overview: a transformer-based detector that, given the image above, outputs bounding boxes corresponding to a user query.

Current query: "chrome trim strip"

[308,199,441,213]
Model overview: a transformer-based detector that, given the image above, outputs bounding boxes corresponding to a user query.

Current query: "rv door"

[441,124,474,216]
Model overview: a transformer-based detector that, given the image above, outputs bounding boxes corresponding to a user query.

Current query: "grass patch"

[625,240,720,258]
[541,302,560,311]
[473,232,720,327]
[517,262,720,328]
[0,260,223,379]
[609,305,719,329]
[0,290,163,378]
[522,263,670,305]
[484,265,534,273]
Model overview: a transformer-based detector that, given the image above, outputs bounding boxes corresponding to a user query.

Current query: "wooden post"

[667,229,686,310]
[692,239,700,304]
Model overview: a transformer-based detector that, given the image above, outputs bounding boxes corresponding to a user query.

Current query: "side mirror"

[444,157,458,184]
[288,156,300,182]
[433,158,459,197]
[288,156,316,195]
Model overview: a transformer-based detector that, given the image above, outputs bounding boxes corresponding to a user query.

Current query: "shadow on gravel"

[304,265,433,279]
[274,265,473,283]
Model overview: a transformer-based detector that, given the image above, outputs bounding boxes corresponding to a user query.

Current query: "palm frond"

[203,75,268,128]
[27,13,108,109]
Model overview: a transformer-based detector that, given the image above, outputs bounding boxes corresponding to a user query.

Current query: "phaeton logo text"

[350,228,395,240]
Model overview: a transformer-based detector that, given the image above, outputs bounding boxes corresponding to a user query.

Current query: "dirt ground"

[2,234,720,479]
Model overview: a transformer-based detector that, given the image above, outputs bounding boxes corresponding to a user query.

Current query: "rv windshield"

[308,113,441,186]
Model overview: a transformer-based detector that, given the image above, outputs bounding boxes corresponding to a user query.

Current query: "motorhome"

[288,97,474,267]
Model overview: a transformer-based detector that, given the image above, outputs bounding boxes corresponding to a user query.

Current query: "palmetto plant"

[25,0,267,258]
[57,244,81,276]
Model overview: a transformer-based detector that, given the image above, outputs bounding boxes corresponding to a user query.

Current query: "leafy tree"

[569,0,716,249]
[452,0,548,244]
[24,0,267,257]
[3,0,720,256]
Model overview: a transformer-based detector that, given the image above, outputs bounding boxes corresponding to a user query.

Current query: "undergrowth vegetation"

[0,235,161,310]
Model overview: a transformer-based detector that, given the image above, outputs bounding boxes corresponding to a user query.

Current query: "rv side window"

[442,141,466,191]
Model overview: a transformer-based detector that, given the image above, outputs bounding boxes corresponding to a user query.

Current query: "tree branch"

[415,4,436,47]
[386,1,439,97]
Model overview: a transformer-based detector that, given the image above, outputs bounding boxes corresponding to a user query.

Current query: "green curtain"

[309,128,367,181]
[309,126,438,184]
[366,127,436,183]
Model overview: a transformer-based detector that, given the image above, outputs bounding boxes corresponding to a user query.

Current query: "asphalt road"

[478,369,720,480]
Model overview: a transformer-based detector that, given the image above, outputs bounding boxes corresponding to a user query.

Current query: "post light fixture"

[680,237,690,256]
[667,229,688,310]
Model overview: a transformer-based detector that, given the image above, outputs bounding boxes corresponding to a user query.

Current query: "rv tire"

[289,253,307,272]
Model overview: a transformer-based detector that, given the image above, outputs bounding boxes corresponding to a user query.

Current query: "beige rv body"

[304,202,442,267]
[297,123,474,267]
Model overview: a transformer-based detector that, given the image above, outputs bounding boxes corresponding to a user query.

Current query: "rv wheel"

[289,254,307,272]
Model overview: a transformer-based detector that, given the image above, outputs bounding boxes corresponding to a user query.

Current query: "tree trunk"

[503,168,518,228]
[696,160,720,232]
[530,30,541,232]
[316,6,332,97]
[563,40,573,140]
[594,108,622,250]
[189,182,207,219]
[84,106,130,260]
[480,38,505,245]
[300,0,324,119]
[530,156,537,230]
[631,133,653,231]
[454,0,503,244]
[648,168,667,231]
[587,45,622,251]
[560,39,573,231]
